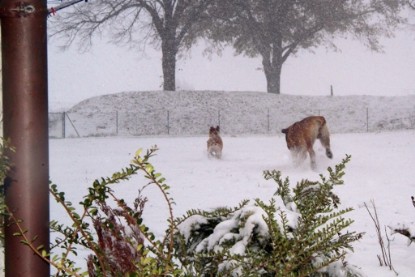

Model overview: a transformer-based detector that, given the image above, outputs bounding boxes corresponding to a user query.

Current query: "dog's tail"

[208,145,222,159]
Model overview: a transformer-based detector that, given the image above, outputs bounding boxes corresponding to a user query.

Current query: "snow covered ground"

[49,129,415,276]
[2,91,413,275]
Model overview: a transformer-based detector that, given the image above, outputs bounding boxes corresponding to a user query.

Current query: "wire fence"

[48,106,415,138]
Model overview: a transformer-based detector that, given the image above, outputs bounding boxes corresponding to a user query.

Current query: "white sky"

[47,22,415,108]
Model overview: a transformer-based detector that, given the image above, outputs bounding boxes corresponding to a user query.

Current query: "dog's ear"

[281,128,288,134]
[216,125,220,132]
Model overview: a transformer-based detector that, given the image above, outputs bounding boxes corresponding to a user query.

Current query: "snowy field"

[49,130,415,276]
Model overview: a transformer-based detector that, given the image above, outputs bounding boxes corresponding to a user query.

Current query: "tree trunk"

[161,37,177,91]
[262,57,282,94]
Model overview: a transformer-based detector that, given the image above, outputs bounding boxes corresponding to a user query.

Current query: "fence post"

[267,108,270,133]
[218,110,221,126]
[116,110,119,136]
[62,111,66,138]
[366,107,369,132]
[167,110,170,135]
[136,113,139,136]
[2,0,50,274]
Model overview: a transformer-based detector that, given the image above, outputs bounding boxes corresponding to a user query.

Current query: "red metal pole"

[1,0,50,276]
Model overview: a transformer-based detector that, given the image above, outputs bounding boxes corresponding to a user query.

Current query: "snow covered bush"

[174,155,364,276]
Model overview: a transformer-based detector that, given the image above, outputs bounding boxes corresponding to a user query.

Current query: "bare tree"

[207,0,407,94]
[49,0,214,91]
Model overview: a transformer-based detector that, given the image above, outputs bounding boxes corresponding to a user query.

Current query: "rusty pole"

[1,0,50,276]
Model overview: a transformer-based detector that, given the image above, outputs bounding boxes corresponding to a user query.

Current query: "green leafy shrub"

[13,146,182,277]
[51,146,183,276]
[9,147,363,276]
[174,155,364,276]
[0,139,11,186]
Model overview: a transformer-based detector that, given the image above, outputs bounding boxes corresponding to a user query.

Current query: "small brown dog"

[281,116,333,169]
[207,126,223,159]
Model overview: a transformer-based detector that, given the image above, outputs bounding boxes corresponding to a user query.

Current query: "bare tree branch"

[49,0,214,91]
[207,0,406,94]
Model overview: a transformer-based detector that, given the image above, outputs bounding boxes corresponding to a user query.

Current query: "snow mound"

[50,91,415,137]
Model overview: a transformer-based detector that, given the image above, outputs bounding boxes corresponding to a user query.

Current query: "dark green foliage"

[0,138,12,187]
[174,155,364,276]
[0,138,14,245]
